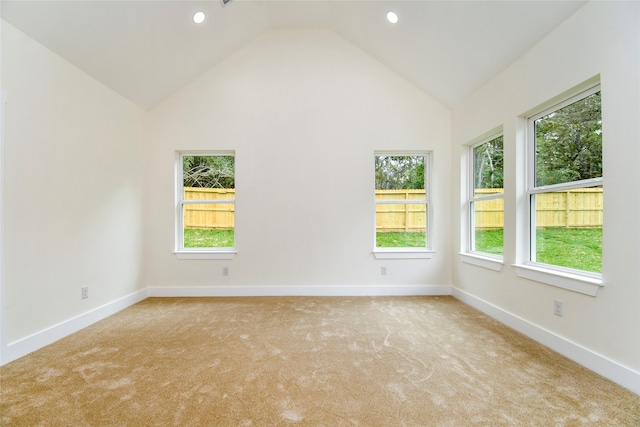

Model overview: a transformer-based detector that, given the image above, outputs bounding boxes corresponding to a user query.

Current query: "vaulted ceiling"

[1,0,588,110]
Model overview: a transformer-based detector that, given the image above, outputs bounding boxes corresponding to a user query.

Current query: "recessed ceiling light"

[386,11,399,24]
[193,11,206,24]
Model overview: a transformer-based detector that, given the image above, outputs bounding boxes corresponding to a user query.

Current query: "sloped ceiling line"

[1,1,588,110]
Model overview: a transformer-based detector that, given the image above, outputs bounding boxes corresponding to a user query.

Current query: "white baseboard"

[2,288,148,366]
[147,284,452,297]
[451,287,640,396]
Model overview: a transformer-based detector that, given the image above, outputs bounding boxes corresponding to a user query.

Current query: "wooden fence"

[474,188,603,229]
[375,190,426,232]
[183,188,603,231]
[184,188,235,230]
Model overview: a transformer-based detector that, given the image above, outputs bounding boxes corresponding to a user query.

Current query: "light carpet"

[1,296,638,426]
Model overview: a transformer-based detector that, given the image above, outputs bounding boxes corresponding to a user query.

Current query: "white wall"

[0,21,146,357]
[145,29,452,293]
[0,3,637,395]
[452,0,640,380]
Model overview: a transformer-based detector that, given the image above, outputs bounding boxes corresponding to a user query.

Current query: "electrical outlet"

[81,286,89,299]
[554,300,563,317]
[222,267,229,277]
[381,266,388,275]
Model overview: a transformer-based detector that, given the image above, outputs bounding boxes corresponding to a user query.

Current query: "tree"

[375,156,424,190]
[474,136,504,189]
[535,92,602,186]
[183,155,235,188]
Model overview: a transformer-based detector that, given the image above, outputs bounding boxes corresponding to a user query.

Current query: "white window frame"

[174,151,237,260]
[373,151,433,260]
[514,82,603,295]
[460,131,504,271]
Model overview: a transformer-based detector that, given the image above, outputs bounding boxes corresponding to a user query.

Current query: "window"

[520,85,602,290]
[374,152,432,259]
[469,133,504,258]
[175,152,236,259]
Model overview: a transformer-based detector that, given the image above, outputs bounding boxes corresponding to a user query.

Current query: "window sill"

[174,250,237,260]
[512,263,603,296]
[373,249,434,259]
[459,253,503,271]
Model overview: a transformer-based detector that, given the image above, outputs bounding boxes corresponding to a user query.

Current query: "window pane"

[183,203,235,248]
[374,153,429,249]
[534,92,602,187]
[533,186,602,273]
[473,135,503,196]
[472,198,504,255]
[183,155,235,189]
[376,203,426,247]
[375,155,425,191]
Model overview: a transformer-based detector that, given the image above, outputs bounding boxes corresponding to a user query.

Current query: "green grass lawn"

[474,229,504,256]
[474,227,602,273]
[186,227,601,273]
[376,232,426,248]
[184,229,234,248]
[535,227,602,273]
